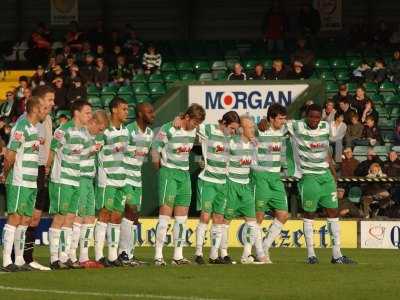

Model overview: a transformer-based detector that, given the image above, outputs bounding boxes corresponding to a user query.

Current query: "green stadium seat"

[390,106,400,119]
[118,85,133,96]
[262,59,273,70]
[330,58,347,69]
[101,85,118,95]
[101,94,114,108]
[335,71,350,83]
[179,72,196,81]
[176,61,193,72]
[225,59,240,70]
[347,82,358,93]
[136,95,151,103]
[132,73,147,84]
[348,186,362,203]
[370,93,383,104]
[87,84,100,95]
[132,83,150,95]
[148,73,164,83]
[211,61,227,71]
[87,95,103,108]
[198,73,213,81]
[149,83,166,96]
[243,59,257,71]
[325,82,338,93]
[161,62,176,72]
[364,82,378,93]
[319,71,335,81]
[163,72,179,82]
[347,58,362,69]
[213,71,227,80]
[378,118,395,130]
[379,81,397,93]
[315,59,330,69]
[382,94,400,105]
[193,61,210,72]
[118,94,136,106]
[375,105,388,118]
[165,82,177,90]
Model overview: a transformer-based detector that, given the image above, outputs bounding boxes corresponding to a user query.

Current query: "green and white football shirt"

[6,117,40,188]
[227,135,255,185]
[50,120,87,187]
[198,123,229,184]
[152,122,196,171]
[97,124,129,188]
[80,133,104,178]
[124,121,154,187]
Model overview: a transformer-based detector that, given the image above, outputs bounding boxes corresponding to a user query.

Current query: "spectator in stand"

[45,55,57,74]
[341,148,360,177]
[228,63,247,80]
[352,86,370,119]
[395,119,400,145]
[329,113,347,162]
[64,54,76,74]
[361,99,379,124]
[345,112,364,147]
[338,98,357,125]
[248,63,266,80]
[266,59,288,80]
[361,163,391,218]
[351,61,372,84]
[58,114,69,126]
[128,43,143,75]
[107,45,123,68]
[142,44,162,75]
[15,76,30,99]
[333,84,353,107]
[355,148,384,177]
[96,44,106,60]
[80,53,95,85]
[262,2,286,52]
[78,41,92,62]
[46,64,65,83]
[370,58,387,84]
[15,87,31,117]
[93,57,109,88]
[291,38,315,75]
[0,91,17,123]
[354,115,383,146]
[373,21,392,49]
[67,77,87,103]
[65,64,80,88]
[388,50,400,84]
[53,77,68,111]
[58,45,72,65]
[65,21,84,52]
[26,22,51,66]
[322,98,336,124]
[337,187,362,218]
[287,60,307,80]
[384,150,400,203]
[110,55,132,85]
[30,65,47,89]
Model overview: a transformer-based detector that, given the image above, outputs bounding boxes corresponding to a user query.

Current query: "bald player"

[118,103,155,266]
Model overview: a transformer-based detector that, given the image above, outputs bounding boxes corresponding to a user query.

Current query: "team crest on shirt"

[13,131,23,141]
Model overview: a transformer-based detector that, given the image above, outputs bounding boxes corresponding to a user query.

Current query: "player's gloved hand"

[258,119,270,132]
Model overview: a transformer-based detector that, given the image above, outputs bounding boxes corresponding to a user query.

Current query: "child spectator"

[142,44,162,75]
[110,55,132,85]
[227,63,247,80]
[248,64,266,80]
[345,112,364,147]
[93,57,109,88]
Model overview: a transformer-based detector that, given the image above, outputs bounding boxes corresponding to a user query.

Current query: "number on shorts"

[331,192,337,203]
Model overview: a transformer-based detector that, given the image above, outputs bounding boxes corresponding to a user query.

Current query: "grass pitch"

[0,247,399,300]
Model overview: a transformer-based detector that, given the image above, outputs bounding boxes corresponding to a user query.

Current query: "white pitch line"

[0,285,229,300]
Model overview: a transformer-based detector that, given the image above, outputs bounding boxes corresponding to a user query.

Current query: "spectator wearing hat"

[354,148,384,176]
[227,63,247,80]
[67,77,87,103]
[93,57,109,88]
[80,53,95,85]
[110,55,132,85]
[142,44,162,75]
[341,148,360,177]
[333,84,353,108]
[287,60,307,79]
[53,77,68,111]
[30,65,47,89]
[249,64,266,80]
[345,112,364,147]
